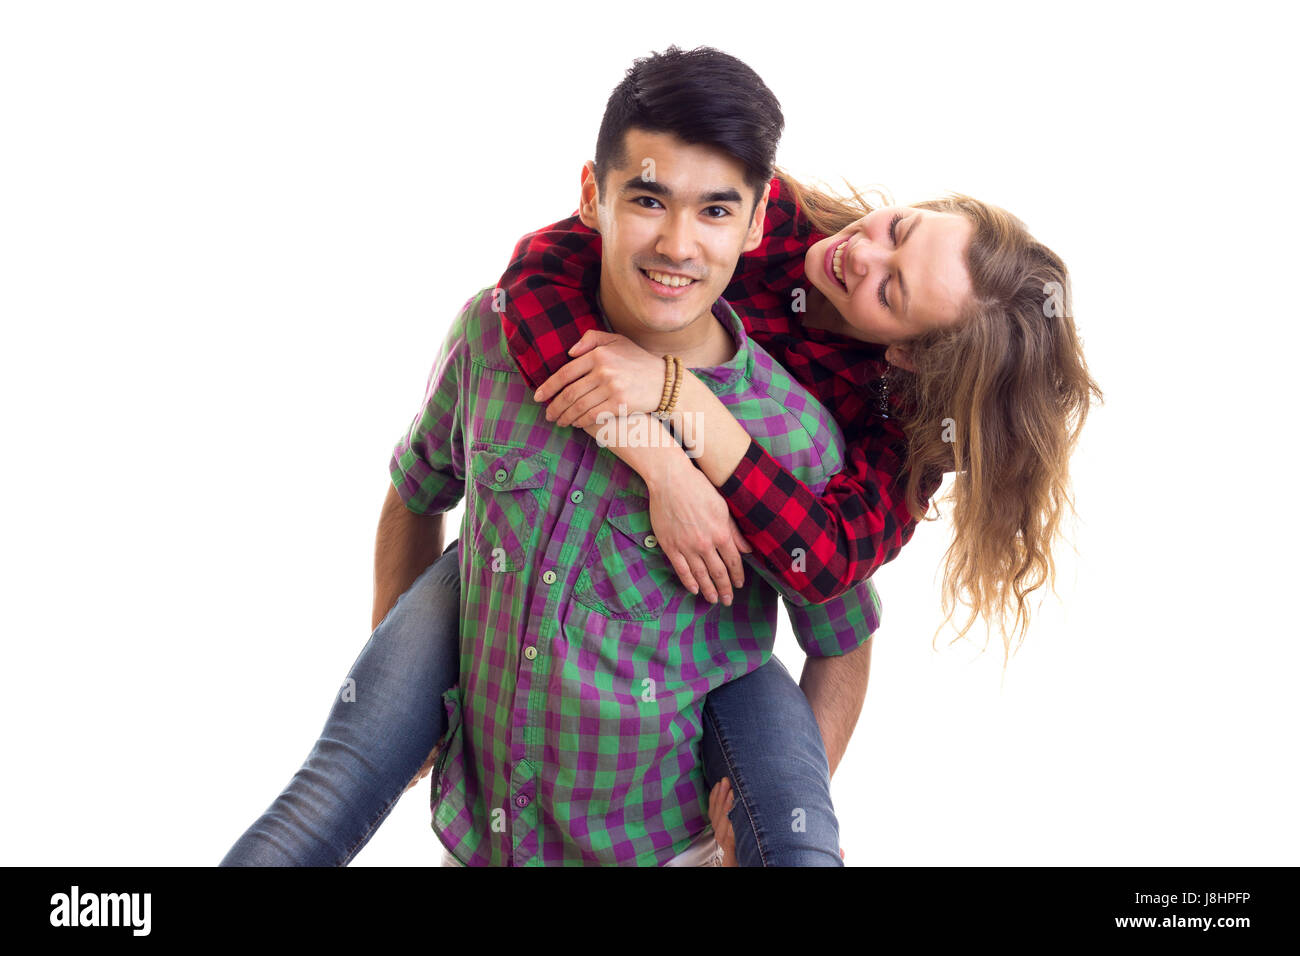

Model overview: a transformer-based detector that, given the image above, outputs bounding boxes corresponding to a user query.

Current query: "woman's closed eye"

[878,213,904,309]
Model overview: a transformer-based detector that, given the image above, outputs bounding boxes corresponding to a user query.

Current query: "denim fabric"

[221,540,840,867]
[220,542,461,867]
[703,655,842,866]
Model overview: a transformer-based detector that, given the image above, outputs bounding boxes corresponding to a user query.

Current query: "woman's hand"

[534,330,667,428]
[647,458,752,605]
[537,328,752,603]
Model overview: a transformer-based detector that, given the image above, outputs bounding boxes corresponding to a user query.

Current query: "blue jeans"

[221,540,842,866]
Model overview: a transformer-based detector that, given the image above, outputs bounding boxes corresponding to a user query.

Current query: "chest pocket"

[572,490,681,621]
[468,441,550,572]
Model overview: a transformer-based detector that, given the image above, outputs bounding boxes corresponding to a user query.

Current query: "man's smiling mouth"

[640,268,698,290]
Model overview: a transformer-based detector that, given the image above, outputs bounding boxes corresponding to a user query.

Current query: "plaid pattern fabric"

[389,288,881,866]
[497,176,944,605]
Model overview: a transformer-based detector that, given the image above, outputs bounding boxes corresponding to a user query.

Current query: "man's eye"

[634,196,663,209]
[703,206,730,218]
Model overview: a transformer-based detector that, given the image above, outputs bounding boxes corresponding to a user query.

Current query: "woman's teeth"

[644,269,695,288]
[831,241,848,288]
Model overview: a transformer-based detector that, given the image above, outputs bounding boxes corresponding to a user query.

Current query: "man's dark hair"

[592,46,784,209]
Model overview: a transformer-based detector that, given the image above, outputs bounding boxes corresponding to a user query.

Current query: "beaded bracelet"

[654,354,676,420]
[654,355,684,420]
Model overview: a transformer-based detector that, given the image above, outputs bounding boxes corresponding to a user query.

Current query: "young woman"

[221,173,1098,867]
[504,171,1100,656]
[496,170,1100,860]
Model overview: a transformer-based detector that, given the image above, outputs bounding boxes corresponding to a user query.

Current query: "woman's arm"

[496,175,818,398]
[544,335,941,603]
[497,213,604,396]
[499,215,762,604]
[573,414,754,606]
[718,424,943,603]
[613,369,931,605]
[496,178,941,604]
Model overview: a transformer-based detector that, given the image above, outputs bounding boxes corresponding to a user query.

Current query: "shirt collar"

[593,293,753,396]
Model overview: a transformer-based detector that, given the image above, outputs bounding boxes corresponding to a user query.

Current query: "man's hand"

[708,777,738,867]
[534,330,666,427]
[403,744,442,793]
[646,458,753,605]
[707,777,846,865]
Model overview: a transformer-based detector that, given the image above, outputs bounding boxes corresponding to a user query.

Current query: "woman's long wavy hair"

[777,169,1102,667]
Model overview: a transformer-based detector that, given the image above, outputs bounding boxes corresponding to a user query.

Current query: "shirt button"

[570,489,584,503]
[523,645,538,660]
[515,794,530,808]
[494,468,508,484]
[542,569,557,584]
[643,534,658,549]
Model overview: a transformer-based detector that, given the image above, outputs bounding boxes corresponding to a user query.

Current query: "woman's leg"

[220,540,462,866]
[701,654,843,867]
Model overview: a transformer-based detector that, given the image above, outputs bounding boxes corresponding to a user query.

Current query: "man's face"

[578,128,768,339]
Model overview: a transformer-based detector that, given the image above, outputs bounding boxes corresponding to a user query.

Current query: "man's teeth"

[832,242,846,285]
[645,269,695,288]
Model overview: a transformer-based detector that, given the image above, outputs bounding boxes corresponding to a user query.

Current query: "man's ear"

[741,181,771,254]
[884,343,917,373]
[578,161,601,231]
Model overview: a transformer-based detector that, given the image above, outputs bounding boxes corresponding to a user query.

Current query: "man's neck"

[597,287,737,369]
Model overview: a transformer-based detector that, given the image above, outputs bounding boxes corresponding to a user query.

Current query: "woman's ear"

[578,162,601,231]
[885,343,917,373]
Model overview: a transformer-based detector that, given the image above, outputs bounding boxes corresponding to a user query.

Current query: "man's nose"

[655,212,698,264]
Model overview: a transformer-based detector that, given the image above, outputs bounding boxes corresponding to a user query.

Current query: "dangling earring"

[877,359,893,418]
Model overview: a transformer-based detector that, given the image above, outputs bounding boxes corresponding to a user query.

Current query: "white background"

[2,0,1296,866]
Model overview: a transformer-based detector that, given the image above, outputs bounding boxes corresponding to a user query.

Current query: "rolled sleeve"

[389,310,468,516]
[784,576,882,658]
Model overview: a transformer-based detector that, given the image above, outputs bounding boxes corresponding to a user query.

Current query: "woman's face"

[804,206,975,347]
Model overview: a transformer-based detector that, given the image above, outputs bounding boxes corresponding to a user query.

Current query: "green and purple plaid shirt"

[389,287,881,866]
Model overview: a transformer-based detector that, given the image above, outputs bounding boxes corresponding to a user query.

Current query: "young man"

[386,47,878,866]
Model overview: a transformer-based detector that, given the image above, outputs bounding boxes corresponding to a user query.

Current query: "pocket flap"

[606,492,654,541]
[470,442,551,492]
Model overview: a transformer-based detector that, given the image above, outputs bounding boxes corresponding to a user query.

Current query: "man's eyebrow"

[898,213,921,318]
[620,176,670,197]
[700,187,744,205]
[617,176,743,205]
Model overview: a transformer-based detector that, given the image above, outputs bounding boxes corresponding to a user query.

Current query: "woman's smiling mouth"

[824,238,850,293]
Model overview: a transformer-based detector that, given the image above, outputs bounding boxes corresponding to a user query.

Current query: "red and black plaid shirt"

[497,176,943,603]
